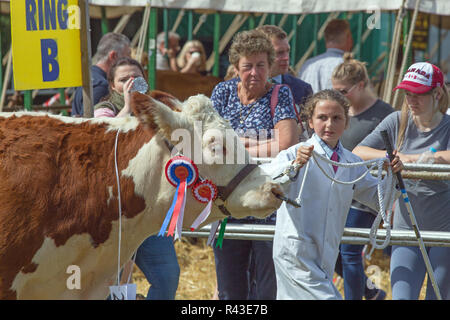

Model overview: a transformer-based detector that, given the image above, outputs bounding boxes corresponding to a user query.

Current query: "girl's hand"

[294,145,314,167]
[387,149,404,174]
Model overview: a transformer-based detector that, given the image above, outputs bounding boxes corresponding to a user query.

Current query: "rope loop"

[292,150,396,258]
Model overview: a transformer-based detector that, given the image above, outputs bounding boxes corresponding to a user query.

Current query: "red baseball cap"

[394,62,444,94]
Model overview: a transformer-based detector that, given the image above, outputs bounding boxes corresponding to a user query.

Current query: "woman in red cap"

[353,62,450,300]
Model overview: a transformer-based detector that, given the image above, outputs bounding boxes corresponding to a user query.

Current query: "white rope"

[114,130,123,286]
[292,150,396,256]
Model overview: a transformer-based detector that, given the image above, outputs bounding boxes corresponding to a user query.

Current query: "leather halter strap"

[215,163,258,216]
[163,138,257,217]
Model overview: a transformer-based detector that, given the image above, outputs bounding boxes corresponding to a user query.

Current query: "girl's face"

[111,65,143,94]
[237,53,270,93]
[405,90,438,117]
[309,99,348,148]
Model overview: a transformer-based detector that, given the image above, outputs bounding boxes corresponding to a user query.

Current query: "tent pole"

[193,14,208,36]
[171,9,185,33]
[287,14,306,42]
[80,0,93,118]
[148,7,157,90]
[0,47,11,111]
[206,14,248,72]
[270,14,276,25]
[212,12,221,77]
[248,13,255,30]
[257,13,268,27]
[163,8,169,52]
[24,91,31,111]
[437,15,442,65]
[383,0,406,104]
[278,14,288,28]
[101,6,109,35]
[355,13,363,60]
[290,15,298,64]
[392,0,421,109]
[313,14,319,57]
[187,10,193,41]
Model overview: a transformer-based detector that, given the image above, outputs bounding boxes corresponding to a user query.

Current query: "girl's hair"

[331,53,370,87]
[228,29,275,68]
[107,57,146,84]
[396,84,450,149]
[176,40,207,72]
[301,89,351,124]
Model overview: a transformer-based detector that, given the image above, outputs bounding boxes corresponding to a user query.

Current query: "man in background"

[297,19,353,93]
[72,33,131,117]
[156,31,181,72]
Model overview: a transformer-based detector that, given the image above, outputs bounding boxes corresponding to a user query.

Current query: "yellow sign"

[10,0,82,90]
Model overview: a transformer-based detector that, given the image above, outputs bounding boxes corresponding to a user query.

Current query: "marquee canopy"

[87,0,450,16]
[0,0,450,17]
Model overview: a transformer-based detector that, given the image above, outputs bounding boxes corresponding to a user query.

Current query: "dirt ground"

[132,237,427,300]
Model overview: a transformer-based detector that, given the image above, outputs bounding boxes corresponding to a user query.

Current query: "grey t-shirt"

[358,111,450,231]
[341,99,394,215]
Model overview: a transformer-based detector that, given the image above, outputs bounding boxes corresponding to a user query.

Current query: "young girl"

[93,57,181,300]
[354,62,450,300]
[331,54,394,300]
[269,89,403,300]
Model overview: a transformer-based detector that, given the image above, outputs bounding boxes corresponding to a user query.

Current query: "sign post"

[79,0,93,118]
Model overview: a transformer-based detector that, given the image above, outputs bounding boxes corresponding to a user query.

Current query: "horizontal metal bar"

[254,157,450,173]
[182,225,450,247]
[370,170,450,180]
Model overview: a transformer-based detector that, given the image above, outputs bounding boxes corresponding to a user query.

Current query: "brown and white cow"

[0,92,283,299]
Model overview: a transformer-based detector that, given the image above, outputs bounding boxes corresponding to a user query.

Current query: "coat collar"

[308,134,353,176]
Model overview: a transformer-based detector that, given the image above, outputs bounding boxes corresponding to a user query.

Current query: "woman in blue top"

[210,29,298,300]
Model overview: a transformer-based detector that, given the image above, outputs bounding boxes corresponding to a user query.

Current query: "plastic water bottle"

[411,147,437,189]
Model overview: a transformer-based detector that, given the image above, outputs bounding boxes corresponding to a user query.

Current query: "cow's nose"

[270,183,284,198]
[269,183,301,208]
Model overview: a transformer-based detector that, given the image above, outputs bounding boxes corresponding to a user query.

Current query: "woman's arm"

[243,119,299,157]
[434,150,450,164]
[354,146,450,164]
[352,145,387,161]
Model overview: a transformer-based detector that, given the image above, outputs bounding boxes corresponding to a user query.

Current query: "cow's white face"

[132,93,283,221]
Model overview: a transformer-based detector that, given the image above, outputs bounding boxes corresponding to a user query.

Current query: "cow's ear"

[130,92,160,131]
[130,92,188,138]
[149,90,183,111]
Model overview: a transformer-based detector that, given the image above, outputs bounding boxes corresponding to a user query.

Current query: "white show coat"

[267,137,387,300]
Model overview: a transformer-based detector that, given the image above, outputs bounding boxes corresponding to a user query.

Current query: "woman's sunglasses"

[336,84,357,95]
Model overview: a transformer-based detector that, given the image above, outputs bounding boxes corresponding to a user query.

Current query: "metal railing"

[183,224,450,247]
[255,157,450,181]
[182,161,450,246]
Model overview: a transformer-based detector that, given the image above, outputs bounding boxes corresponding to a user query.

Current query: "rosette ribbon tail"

[158,183,180,237]
[190,200,213,231]
[166,180,187,238]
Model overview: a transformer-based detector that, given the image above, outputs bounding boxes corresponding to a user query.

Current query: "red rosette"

[164,155,199,188]
[192,179,218,203]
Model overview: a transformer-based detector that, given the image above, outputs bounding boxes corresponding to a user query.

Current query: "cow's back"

[0,113,155,299]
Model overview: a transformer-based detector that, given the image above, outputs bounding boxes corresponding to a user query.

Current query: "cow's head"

[131,92,283,222]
